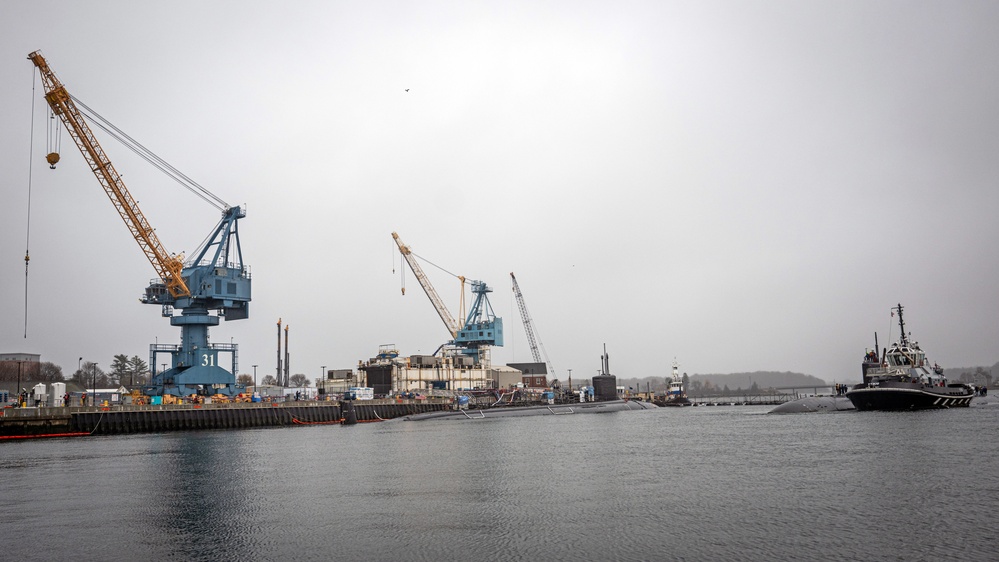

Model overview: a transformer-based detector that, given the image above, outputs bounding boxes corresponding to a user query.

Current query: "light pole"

[91,363,97,407]
[252,365,258,397]
[16,361,23,407]
[320,365,326,396]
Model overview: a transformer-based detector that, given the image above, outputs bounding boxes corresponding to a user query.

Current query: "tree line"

[3,355,318,390]
[235,373,312,387]
[0,354,150,388]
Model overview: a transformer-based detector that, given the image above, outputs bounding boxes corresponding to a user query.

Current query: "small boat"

[846,304,973,411]
[657,359,691,407]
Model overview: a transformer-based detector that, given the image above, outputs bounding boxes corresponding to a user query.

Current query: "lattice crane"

[510,272,555,379]
[29,50,251,397]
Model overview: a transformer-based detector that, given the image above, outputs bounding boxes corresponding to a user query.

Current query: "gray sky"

[2,1,997,385]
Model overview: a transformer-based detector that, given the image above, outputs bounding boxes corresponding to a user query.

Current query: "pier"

[0,399,452,438]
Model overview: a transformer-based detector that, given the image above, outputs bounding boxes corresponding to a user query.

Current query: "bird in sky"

[405,88,409,92]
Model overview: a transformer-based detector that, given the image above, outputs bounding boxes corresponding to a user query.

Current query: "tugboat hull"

[846,385,973,411]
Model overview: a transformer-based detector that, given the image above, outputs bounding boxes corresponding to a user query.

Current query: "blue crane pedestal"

[141,206,251,398]
[144,307,245,397]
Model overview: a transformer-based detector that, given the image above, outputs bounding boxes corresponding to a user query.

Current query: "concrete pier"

[0,399,452,438]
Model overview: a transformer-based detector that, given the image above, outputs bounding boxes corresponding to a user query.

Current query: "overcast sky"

[2,1,997,385]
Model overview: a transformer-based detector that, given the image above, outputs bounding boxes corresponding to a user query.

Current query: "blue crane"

[392,232,502,364]
[30,51,250,397]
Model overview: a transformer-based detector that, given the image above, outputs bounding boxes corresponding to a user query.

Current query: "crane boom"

[392,232,459,338]
[510,273,542,363]
[510,272,554,376]
[28,50,189,298]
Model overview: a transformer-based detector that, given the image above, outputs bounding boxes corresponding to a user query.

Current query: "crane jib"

[28,50,191,298]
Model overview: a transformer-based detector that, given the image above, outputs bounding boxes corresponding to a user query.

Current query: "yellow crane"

[392,232,461,338]
[28,50,189,298]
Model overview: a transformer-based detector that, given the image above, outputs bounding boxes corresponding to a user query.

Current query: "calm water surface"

[2,403,997,561]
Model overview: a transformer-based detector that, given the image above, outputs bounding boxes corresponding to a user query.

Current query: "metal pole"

[321,365,326,395]
[17,361,23,407]
[91,364,96,406]
[252,365,258,397]
[77,358,83,407]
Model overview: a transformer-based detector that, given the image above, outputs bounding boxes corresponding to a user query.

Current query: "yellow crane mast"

[27,50,189,298]
[392,232,461,338]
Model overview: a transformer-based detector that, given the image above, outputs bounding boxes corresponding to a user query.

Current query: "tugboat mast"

[895,303,907,346]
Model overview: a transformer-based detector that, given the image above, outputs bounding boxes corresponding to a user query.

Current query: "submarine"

[402,398,656,421]
[769,395,855,414]
[403,344,658,421]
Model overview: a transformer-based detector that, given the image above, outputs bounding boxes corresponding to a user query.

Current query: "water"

[2,404,997,561]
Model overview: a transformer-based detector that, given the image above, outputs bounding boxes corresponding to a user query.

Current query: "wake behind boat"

[846,304,973,411]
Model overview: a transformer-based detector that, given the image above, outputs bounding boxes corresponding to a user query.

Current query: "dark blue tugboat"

[846,304,973,411]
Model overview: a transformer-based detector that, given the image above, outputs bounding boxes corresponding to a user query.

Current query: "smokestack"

[284,324,290,387]
[277,318,282,384]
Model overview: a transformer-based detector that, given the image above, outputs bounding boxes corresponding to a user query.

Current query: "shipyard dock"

[0,399,453,439]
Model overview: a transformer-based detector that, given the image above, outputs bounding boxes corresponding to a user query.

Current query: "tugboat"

[846,304,973,410]
[656,360,691,407]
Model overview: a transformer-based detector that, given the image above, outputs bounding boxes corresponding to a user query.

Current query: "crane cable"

[411,251,461,280]
[23,68,37,338]
[395,242,464,295]
[71,95,229,212]
[410,251,467,324]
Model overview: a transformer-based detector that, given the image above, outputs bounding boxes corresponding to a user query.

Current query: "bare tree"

[39,362,64,382]
[74,361,109,388]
